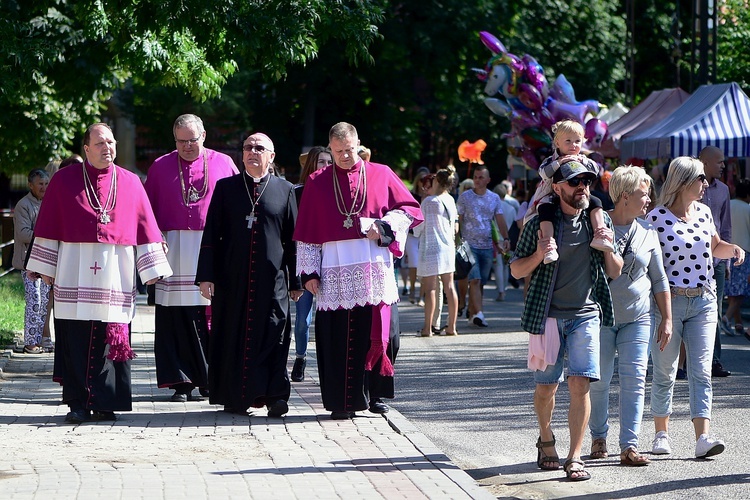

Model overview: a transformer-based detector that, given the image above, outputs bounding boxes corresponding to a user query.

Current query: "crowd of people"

[11,115,750,484]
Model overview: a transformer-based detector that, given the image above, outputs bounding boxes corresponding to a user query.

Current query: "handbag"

[454,239,475,280]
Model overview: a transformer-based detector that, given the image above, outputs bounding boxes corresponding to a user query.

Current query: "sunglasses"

[695,173,707,183]
[243,144,272,153]
[566,177,593,187]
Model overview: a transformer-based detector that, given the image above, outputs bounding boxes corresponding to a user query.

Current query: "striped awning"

[620,82,750,160]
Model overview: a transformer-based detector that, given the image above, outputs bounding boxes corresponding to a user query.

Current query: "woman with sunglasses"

[290,146,333,382]
[646,156,744,459]
[587,166,671,467]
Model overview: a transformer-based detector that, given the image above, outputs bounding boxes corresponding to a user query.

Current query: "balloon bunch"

[474,31,608,169]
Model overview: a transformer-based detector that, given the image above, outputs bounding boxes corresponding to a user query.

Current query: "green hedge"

[0,271,25,346]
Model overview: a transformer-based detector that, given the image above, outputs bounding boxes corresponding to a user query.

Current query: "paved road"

[391,285,750,498]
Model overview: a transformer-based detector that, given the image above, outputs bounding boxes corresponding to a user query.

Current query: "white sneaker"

[543,250,558,264]
[470,312,488,328]
[695,434,725,458]
[652,431,672,455]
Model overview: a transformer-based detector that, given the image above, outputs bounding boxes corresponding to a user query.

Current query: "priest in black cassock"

[195,132,302,417]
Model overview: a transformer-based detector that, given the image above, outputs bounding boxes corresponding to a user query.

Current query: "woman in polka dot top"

[646,156,745,459]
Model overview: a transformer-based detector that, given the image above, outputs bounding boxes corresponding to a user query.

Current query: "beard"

[560,189,590,211]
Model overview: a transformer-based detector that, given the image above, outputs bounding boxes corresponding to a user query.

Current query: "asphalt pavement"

[390,283,750,499]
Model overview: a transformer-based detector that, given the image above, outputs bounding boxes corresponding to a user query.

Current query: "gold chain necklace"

[242,172,270,229]
[332,163,367,228]
[82,162,117,224]
[178,154,208,205]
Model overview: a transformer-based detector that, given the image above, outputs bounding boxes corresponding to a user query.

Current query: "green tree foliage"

[717,0,750,89]
[506,0,626,104]
[0,0,383,173]
[132,0,627,183]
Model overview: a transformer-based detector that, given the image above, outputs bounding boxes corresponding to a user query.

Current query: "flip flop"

[23,345,45,354]
[563,458,591,481]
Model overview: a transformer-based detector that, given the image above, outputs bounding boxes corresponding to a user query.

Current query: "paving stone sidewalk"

[0,301,493,500]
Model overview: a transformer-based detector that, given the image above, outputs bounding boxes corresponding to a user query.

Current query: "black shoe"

[291,357,306,382]
[187,391,204,402]
[267,400,289,418]
[65,409,91,424]
[222,406,248,415]
[368,399,389,414]
[170,392,188,402]
[91,410,117,422]
[199,387,210,398]
[676,368,687,380]
[711,362,730,377]
[331,411,354,420]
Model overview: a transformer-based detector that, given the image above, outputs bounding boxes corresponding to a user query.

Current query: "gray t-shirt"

[608,218,670,324]
[549,212,599,319]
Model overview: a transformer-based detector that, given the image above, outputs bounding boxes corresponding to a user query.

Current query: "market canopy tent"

[597,88,689,159]
[620,82,750,160]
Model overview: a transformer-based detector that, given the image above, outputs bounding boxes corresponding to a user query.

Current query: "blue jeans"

[294,290,314,357]
[651,291,716,420]
[589,314,650,451]
[534,314,601,384]
[467,246,494,285]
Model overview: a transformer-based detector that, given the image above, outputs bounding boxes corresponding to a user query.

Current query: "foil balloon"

[546,97,599,124]
[517,83,544,110]
[584,118,609,150]
[520,127,552,150]
[458,139,487,164]
[480,31,506,55]
[549,74,577,104]
[484,98,512,117]
[522,54,548,97]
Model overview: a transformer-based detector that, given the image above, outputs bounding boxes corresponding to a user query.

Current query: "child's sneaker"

[590,238,614,252]
[543,250,559,264]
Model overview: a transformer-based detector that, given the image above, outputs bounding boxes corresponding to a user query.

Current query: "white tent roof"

[620,82,750,160]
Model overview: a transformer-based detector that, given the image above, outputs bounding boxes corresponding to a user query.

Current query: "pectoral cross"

[90,261,102,275]
[246,212,257,229]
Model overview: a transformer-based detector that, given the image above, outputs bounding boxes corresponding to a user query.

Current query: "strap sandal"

[620,447,650,466]
[536,433,560,470]
[431,325,446,335]
[590,437,608,459]
[563,458,591,481]
[23,345,45,354]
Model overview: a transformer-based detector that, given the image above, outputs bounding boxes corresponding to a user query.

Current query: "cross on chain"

[90,261,102,275]
[246,212,257,229]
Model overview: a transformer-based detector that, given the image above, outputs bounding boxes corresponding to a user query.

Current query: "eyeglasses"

[695,173,707,183]
[175,137,201,146]
[243,144,272,153]
[566,177,593,187]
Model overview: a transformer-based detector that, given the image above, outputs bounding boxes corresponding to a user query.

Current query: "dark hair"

[434,164,457,190]
[736,178,750,199]
[299,146,331,184]
[59,154,84,169]
[28,168,49,183]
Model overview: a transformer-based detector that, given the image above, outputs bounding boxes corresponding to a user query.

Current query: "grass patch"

[0,271,25,346]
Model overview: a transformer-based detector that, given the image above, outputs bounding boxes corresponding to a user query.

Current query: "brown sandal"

[620,447,650,466]
[590,437,608,459]
[536,433,560,470]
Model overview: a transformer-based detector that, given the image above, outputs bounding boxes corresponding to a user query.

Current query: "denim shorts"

[534,314,601,384]
[467,246,494,285]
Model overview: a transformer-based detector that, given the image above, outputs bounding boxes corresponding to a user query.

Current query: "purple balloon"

[517,83,543,110]
[480,31,506,54]
[549,74,577,104]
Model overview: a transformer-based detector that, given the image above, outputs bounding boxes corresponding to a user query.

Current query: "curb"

[384,407,496,500]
